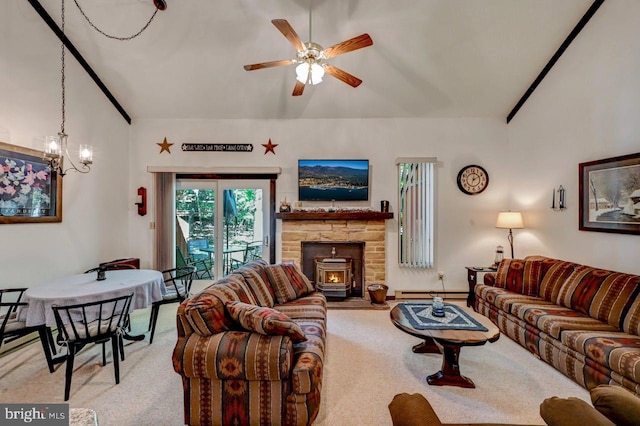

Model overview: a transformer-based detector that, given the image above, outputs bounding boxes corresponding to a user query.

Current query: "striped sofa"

[475,255,640,395]
[172,260,327,426]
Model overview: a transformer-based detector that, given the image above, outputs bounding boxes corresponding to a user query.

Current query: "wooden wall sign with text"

[181,143,253,152]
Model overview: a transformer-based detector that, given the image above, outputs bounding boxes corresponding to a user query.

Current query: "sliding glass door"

[176,179,270,278]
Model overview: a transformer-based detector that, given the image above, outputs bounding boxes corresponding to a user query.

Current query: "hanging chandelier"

[43,0,167,176]
[43,0,92,177]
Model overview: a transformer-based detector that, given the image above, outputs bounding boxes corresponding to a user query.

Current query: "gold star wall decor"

[157,137,174,154]
[261,138,278,155]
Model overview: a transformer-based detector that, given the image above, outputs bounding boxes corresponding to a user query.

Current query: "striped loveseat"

[172,260,327,426]
[475,256,640,395]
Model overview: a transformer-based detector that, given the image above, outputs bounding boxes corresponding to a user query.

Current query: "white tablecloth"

[20,269,165,327]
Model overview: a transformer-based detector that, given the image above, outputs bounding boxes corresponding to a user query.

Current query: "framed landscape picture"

[0,141,62,224]
[579,152,640,234]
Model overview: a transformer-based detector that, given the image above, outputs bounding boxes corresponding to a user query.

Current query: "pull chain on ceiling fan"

[243,0,373,96]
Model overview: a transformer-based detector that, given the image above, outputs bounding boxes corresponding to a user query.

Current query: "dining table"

[19,269,166,341]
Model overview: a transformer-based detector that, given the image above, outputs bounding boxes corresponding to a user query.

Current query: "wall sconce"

[135,187,147,216]
[551,185,566,211]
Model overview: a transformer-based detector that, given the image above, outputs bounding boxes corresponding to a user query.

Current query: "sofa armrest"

[483,272,496,286]
[289,318,326,395]
[291,352,323,395]
[590,385,640,426]
[388,393,443,426]
[540,396,614,426]
[173,331,292,381]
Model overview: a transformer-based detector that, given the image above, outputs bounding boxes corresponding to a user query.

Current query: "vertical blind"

[396,157,436,268]
[154,172,175,272]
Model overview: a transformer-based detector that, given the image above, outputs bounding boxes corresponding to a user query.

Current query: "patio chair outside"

[177,246,213,279]
[244,240,263,262]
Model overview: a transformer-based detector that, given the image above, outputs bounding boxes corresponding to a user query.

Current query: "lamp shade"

[295,62,325,85]
[496,211,524,229]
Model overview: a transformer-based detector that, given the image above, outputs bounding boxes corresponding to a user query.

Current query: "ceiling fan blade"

[324,64,362,88]
[292,80,305,96]
[323,34,373,58]
[271,19,306,52]
[243,59,295,71]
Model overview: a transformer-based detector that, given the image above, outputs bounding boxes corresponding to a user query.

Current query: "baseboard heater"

[394,290,467,300]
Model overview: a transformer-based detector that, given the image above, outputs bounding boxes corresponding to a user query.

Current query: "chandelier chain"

[61,0,66,134]
[73,0,159,41]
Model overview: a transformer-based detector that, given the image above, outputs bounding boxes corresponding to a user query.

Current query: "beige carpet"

[0,285,589,425]
[316,302,589,425]
[327,298,390,310]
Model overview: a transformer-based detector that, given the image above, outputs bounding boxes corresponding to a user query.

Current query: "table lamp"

[496,211,524,258]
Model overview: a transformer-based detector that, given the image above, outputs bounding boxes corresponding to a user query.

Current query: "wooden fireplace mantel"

[275,211,393,221]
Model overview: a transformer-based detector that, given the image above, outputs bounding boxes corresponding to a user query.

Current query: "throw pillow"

[182,292,234,336]
[538,260,578,302]
[265,263,316,304]
[540,396,614,426]
[234,265,276,307]
[591,385,640,426]
[494,259,543,296]
[225,301,307,343]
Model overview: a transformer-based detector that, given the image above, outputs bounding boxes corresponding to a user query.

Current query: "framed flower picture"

[0,141,62,224]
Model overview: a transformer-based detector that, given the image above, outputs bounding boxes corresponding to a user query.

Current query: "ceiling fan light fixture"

[295,62,324,85]
[243,18,372,95]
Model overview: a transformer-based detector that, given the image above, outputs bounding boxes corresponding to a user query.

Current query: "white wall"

[1,1,131,286]
[507,0,640,274]
[6,0,638,294]
[130,117,509,294]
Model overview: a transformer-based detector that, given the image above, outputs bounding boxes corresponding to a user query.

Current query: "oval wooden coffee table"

[390,303,500,388]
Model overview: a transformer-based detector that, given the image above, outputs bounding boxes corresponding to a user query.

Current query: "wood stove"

[314,257,353,299]
[302,242,364,298]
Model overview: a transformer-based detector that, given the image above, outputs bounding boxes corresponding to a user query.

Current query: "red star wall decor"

[261,138,278,155]
[157,137,174,154]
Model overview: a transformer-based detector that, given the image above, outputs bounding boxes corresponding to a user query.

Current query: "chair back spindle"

[52,293,134,401]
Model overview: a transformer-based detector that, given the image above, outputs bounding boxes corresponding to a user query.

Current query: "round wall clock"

[457,165,489,195]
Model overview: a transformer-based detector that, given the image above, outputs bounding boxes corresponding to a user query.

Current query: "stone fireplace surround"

[278,212,390,300]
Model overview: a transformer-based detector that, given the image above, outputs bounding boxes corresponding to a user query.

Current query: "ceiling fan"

[243,4,373,96]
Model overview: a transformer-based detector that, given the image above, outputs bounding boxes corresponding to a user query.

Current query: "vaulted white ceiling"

[28,0,596,121]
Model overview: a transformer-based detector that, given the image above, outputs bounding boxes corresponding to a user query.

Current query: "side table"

[465,266,497,307]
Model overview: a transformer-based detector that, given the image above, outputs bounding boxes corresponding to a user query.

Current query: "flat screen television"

[298,159,369,202]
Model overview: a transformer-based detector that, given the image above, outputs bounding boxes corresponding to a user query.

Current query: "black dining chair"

[52,293,133,401]
[83,260,138,274]
[0,288,57,373]
[82,261,139,339]
[148,266,196,344]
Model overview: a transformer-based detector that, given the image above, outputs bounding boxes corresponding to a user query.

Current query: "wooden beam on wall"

[506,0,605,124]
[27,0,132,124]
